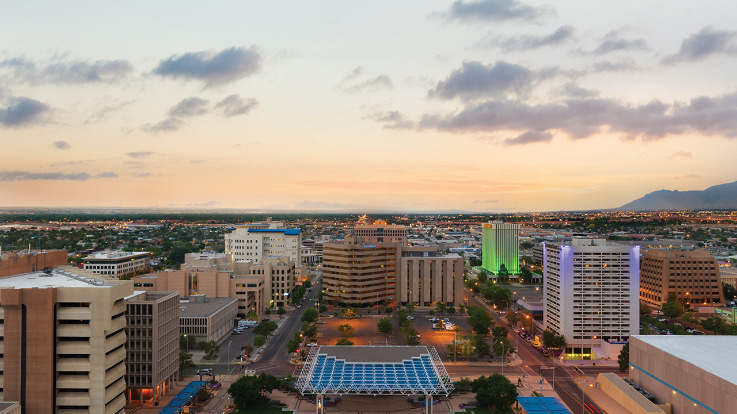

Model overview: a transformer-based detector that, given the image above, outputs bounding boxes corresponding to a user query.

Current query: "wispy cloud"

[53,140,71,150]
[593,31,649,55]
[0,57,133,84]
[447,0,552,23]
[215,95,258,117]
[0,97,51,128]
[662,27,737,64]
[85,100,134,124]
[168,97,209,118]
[504,130,553,145]
[487,25,574,51]
[339,67,393,93]
[0,171,118,181]
[669,151,692,159]
[364,111,415,129]
[153,46,261,87]
[674,174,700,180]
[126,151,154,158]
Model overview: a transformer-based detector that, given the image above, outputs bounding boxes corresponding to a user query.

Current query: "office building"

[543,239,639,359]
[0,249,68,277]
[640,250,725,309]
[0,267,132,414]
[224,219,302,264]
[352,220,407,244]
[629,335,737,414]
[125,291,180,406]
[481,221,520,275]
[398,246,464,306]
[322,238,400,306]
[83,250,151,278]
[179,296,238,342]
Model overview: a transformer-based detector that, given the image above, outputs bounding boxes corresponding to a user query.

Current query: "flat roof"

[179,297,237,317]
[0,269,117,289]
[84,250,150,260]
[517,397,572,413]
[319,346,430,363]
[633,335,737,385]
[248,228,300,235]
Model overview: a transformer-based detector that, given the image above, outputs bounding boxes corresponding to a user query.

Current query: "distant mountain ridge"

[618,180,737,211]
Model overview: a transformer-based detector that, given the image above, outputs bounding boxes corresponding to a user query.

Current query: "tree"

[541,329,566,350]
[505,310,519,326]
[179,351,195,376]
[229,373,280,407]
[303,280,312,289]
[319,304,328,314]
[378,318,393,334]
[406,301,416,314]
[473,334,492,359]
[470,258,482,267]
[468,306,494,337]
[520,267,533,284]
[302,307,319,323]
[402,323,421,346]
[477,270,488,284]
[180,334,197,351]
[661,300,684,319]
[493,337,514,359]
[448,306,456,315]
[202,340,220,360]
[254,335,266,348]
[723,282,737,301]
[277,306,286,318]
[253,320,278,337]
[341,307,357,318]
[471,374,518,412]
[196,388,211,402]
[287,334,301,354]
[618,342,629,372]
[491,326,508,339]
[435,302,448,316]
[336,338,354,346]
[448,336,475,358]
[482,285,513,309]
[640,303,652,317]
[338,323,354,337]
[302,322,318,339]
[496,264,510,284]
[265,308,271,315]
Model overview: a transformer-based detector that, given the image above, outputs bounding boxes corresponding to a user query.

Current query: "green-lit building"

[481,221,520,275]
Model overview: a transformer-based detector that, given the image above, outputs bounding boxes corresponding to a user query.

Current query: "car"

[196,369,213,375]
[429,317,439,323]
[443,318,450,323]
[307,342,319,347]
[232,330,242,335]
[407,316,414,321]
[316,320,326,324]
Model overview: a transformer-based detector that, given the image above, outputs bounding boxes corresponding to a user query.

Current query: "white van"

[238,320,258,328]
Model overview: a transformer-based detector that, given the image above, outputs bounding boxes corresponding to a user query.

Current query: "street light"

[184,334,189,353]
[227,341,232,368]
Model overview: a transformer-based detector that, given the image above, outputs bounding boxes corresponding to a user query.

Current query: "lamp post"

[227,340,232,368]
[536,287,540,301]
[184,334,189,353]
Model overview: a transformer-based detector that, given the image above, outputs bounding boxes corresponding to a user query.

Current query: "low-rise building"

[179,296,238,343]
[83,250,151,278]
[398,246,463,307]
[640,250,724,309]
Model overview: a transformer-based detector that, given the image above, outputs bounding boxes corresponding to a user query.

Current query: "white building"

[225,221,302,264]
[543,238,640,359]
[83,250,151,278]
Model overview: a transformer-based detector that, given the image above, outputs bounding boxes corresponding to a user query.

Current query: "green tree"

[471,374,518,412]
[491,326,508,339]
[435,302,448,316]
[541,329,566,350]
[253,335,266,348]
[468,306,494,337]
[302,307,319,324]
[723,282,737,301]
[277,306,286,318]
[179,351,195,376]
[477,270,488,284]
[520,267,533,284]
[378,318,393,334]
[196,388,211,402]
[618,342,629,372]
[493,337,514,359]
[496,264,510,284]
[338,323,354,337]
[640,303,652,317]
[473,335,492,359]
[661,300,684,319]
[303,280,312,289]
[302,322,318,339]
[319,304,328,314]
[253,320,278,337]
[287,334,302,354]
[229,373,280,407]
[336,338,354,346]
[402,323,421,346]
[470,258,482,267]
[341,307,357,318]
[482,285,513,309]
[505,310,519,326]
[384,305,393,314]
[180,334,197,351]
[202,340,220,360]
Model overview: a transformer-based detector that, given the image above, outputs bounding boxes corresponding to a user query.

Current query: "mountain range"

[617,180,737,211]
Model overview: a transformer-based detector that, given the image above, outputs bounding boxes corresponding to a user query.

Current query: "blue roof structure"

[296,346,454,396]
[247,228,301,235]
[159,381,207,414]
[516,397,572,414]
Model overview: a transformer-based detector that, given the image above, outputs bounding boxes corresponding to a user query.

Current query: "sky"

[2,0,737,213]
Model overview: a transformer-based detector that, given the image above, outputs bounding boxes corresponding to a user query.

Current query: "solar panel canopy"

[516,396,572,413]
[296,346,454,396]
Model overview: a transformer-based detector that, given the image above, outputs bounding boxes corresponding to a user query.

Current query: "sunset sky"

[2,1,737,212]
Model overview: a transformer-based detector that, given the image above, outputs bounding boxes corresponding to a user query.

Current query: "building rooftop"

[633,335,737,386]
[319,346,430,363]
[84,250,151,260]
[0,269,118,289]
[179,297,237,317]
[247,228,300,235]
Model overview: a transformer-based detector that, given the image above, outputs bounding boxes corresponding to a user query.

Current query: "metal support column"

[316,394,325,414]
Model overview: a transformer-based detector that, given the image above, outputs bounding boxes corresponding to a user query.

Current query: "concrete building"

[83,250,151,278]
[179,296,238,343]
[352,220,407,244]
[125,291,180,406]
[482,221,520,275]
[0,249,68,277]
[398,247,464,306]
[640,250,725,310]
[543,238,639,359]
[0,267,132,414]
[322,238,400,306]
[224,219,302,264]
[629,335,737,414]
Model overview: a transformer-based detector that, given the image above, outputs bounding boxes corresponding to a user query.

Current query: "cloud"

[296,200,357,209]
[0,97,51,127]
[0,170,117,181]
[364,111,415,129]
[558,83,599,98]
[0,57,133,84]
[142,118,184,133]
[674,174,700,180]
[339,67,394,93]
[215,95,258,117]
[489,25,574,51]
[153,46,261,87]
[53,140,71,150]
[662,27,737,64]
[85,100,133,124]
[669,151,692,159]
[504,130,553,145]
[419,91,737,141]
[186,201,222,207]
[473,199,499,203]
[447,0,551,23]
[593,32,649,55]
[429,61,557,101]
[590,59,640,72]
[168,97,209,118]
[133,172,151,178]
[126,151,154,158]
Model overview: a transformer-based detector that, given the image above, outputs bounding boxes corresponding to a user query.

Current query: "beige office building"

[224,220,302,264]
[0,249,68,277]
[83,250,151,278]
[125,291,180,406]
[352,220,407,244]
[179,296,238,342]
[0,267,131,414]
[398,247,464,306]
[640,250,725,309]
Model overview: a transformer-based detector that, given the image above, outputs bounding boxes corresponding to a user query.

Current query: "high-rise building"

[322,238,400,306]
[352,220,407,244]
[83,250,151,278]
[0,267,132,414]
[398,247,464,306]
[224,220,302,264]
[481,221,520,275]
[640,250,725,309]
[125,291,180,406]
[543,238,639,359]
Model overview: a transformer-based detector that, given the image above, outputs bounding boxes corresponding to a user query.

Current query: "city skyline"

[2,1,737,212]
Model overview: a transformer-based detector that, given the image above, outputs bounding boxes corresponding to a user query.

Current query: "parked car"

[407,316,414,321]
[196,369,213,375]
[307,342,319,347]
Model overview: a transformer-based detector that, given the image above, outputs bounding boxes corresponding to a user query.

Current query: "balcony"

[56,392,91,407]
[56,374,91,389]
[58,308,92,321]
[57,325,91,338]
[57,358,90,371]
[58,341,91,355]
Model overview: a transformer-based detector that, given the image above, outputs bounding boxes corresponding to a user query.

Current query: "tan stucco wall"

[596,373,664,414]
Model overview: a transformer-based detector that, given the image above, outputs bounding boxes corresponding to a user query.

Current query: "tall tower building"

[640,250,724,309]
[481,221,520,275]
[543,238,639,359]
[224,220,302,264]
[352,220,407,244]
